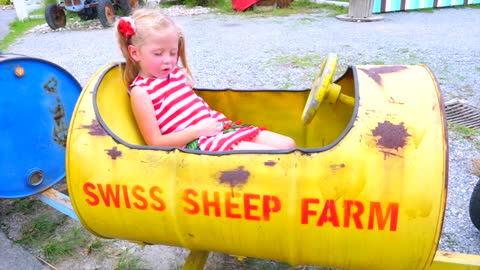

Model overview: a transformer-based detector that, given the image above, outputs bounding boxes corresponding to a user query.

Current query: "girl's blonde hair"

[116,8,192,86]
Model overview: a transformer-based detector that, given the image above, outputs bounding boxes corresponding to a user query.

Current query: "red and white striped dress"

[129,66,262,151]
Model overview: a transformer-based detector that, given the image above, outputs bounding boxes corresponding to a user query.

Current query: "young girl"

[116,8,296,151]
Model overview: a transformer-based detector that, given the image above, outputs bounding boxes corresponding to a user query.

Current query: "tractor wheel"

[45,4,66,30]
[97,0,115,28]
[470,177,480,231]
[119,0,138,15]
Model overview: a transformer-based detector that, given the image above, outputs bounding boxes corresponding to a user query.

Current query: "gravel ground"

[4,4,480,265]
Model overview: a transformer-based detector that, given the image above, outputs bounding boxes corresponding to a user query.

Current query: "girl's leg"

[231,141,278,150]
[252,130,296,149]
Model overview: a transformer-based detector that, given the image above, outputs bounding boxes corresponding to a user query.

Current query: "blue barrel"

[0,54,81,198]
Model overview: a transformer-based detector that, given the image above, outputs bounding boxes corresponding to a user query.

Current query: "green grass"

[42,226,93,262]
[11,198,41,214]
[448,123,480,151]
[267,54,324,69]
[456,3,480,8]
[116,252,147,270]
[0,16,46,51]
[15,214,67,246]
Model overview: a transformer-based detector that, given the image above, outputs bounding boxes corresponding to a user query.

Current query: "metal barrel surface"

[0,54,81,198]
[67,63,447,270]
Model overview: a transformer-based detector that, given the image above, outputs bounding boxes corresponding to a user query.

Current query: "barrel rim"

[92,62,359,155]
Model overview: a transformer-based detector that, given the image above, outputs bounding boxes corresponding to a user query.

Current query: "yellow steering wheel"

[302,53,338,124]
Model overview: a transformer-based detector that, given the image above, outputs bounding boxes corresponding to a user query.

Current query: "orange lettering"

[183,189,199,214]
[317,200,339,227]
[244,193,260,221]
[97,184,121,208]
[301,198,319,224]
[344,200,364,229]
[150,186,166,211]
[368,202,399,231]
[83,182,99,206]
[132,185,147,210]
[225,192,241,219]
[202,191,221,217]
[122,185,131,209]
[263,195,281,221]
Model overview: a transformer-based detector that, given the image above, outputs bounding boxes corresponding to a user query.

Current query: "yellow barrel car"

[67,54,448,270]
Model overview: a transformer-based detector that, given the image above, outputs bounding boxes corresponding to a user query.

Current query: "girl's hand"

[193,118,223,137]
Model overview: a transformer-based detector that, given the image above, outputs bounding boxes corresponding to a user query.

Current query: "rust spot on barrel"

[81,119,108,136]
[330,163,345,170]
[264,160,276,167]
[43,77,58,93]
[106,146,122,160]
[359,66,407,86]
[219,166,250,189]
[51,97,68,148]
[44,77,68,148]
[372,121,410,150]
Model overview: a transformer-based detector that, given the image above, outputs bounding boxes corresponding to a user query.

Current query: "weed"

[12,198,41,214]
[42,226,92,262]
[457,3,480,9]
[15,214,67,246]
[116,252,146,270]
[371,60,385,65]
[267,54,323,69]
[90,239,105,252]
[410,7,434,13]
[448,122,480,139]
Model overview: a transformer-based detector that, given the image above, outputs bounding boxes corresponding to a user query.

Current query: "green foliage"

[12,198,41,214]
[43,226,92,262]
[267,54,324,69]
[0,0,12,5]
[116,252,146,270]
[15,214,67,246]
[448,122,480,138]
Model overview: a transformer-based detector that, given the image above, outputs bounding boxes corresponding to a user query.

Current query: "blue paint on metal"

[424,0,434,8]
[391,0,401,11]
[373,0,382,13]
[410,0,419,9]
[0,54,81,198]
[36,190,79,221]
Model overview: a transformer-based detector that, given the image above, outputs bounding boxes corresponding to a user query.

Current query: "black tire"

[45,4,66,30]
[97,0,115,28]
[78,8,97,20]
[469,177,480,231]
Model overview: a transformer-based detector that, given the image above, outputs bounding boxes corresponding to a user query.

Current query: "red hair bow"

[118,17,136,39]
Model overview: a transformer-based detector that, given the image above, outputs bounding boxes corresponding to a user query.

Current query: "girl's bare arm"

[129,86,220,147]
